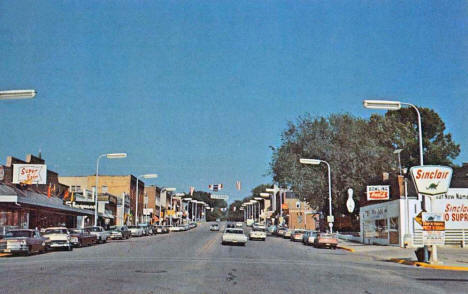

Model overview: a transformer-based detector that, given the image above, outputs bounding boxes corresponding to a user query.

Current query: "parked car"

[177,224,189,231]
[226,223,235,228]
[42,227,73,251]
[235,222,243,228]
[249,227,266,241]
[210,223,220,231]
[69,228,97,247]
[128,225,145,237]
[222,228,248,246]
[0,229,47,255]
[303,231,318,246]
[314,233,338,249]
[283,228,292,239]
[290,229,307,242]
[153,225,169,234]
[276,227,286,237]
[169,226,182,232]
[138,224,153,236]
[246,219,254,227]
[108,226,131,240]
[267,225,277,235]
[189,222,197,229]
[85,226,110,243]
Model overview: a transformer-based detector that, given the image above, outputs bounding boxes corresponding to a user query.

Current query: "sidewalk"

[338,240,468,271]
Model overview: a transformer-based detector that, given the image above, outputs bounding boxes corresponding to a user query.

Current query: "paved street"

[0,223,467,294]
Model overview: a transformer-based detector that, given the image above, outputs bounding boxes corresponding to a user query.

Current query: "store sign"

[423,231,445,246]
[12,164,47,184]
[410,165,452,196]
[366,185,390,200]
[210,194,229,200]
[433,189,468,229]
[143,208,153,215]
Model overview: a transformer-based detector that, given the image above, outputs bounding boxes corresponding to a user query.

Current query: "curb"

[389,258,468,271]
[337,246,355,252]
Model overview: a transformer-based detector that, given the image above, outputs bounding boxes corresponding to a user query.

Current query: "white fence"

[413,229,468,247]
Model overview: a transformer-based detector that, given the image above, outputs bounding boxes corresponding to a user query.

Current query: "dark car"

[0,229,48,255]
[70,228,98,247]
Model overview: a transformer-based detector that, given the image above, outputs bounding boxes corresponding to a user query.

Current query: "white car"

[235,222,243,228]
[169,226,182,232]
[249,228,266,241]
[42,227,73,251]
[85,226,110,243]
[127,226,144,237]
[222,228,248,246]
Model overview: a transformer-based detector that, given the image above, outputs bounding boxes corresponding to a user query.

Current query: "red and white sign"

[434,189,468,229]
[410,165,452,196]
[366,185,390,200]
[12,164,47,184]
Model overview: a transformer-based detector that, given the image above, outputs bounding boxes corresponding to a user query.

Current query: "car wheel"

[25,246,32,256]
[68,245,73,251]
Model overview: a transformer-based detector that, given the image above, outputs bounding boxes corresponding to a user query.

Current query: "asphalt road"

[1,222,468,294]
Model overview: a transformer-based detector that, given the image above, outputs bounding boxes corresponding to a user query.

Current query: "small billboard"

[366,185,390,201]
[12,164,47,184]
[410,165,453,196]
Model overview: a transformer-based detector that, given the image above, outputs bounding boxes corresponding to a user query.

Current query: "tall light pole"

[300,158,333,233]
[135,174,158,225]
[259,193,270,225]
[168,189,177,226]
[364,99,431,262]
[184,197,192,224]
[159,187,175,225]
[95,153,127,226]
[0,89,36,100]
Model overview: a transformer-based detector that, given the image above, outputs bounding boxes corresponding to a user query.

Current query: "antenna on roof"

[38,147,42,159]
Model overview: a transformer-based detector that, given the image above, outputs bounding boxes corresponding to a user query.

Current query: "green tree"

[270,110,459,216]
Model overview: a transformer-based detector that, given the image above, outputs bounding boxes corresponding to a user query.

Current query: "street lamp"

[363,99,424,165]
[168,189,178,226]
[300,158,334,233]
[159,187,176,225]
[135,174,158,225]
[0,89,36,100]
[255,196,267,224]
[183,197,192,224]
[394,149,403,175]
[95,153,127,226]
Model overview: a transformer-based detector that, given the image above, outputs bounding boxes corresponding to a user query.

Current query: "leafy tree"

[270,110,459,216]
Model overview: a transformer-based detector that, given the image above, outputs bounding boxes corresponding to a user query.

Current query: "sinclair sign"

[410,165,453,196]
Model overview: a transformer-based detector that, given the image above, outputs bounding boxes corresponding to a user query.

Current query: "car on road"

[314,233,338,249]
[128,225,145,237]
[108,225,131,240]
[42,227,73,251]
[222,228,248,246]
[290,229,307,242]
[0,229,47,255]
[283,228,292,239]
[303,231,318,246]
[189,222,197,229]
[249,227,266,241]
[235,222,243,228]
[169,226,182,232]
[153,225,169,234]
[246,219,254,226]
[267,225,277,235]
[138,224,153,235]
[226,223,235,228]
[84,226,110,243]
[210,223,220,231]
[69,228,97,247]
[275,227,286,237]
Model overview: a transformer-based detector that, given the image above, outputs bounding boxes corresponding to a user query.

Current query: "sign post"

[410,165,453,264]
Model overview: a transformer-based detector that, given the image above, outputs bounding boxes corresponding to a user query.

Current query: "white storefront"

[360,188,468,247]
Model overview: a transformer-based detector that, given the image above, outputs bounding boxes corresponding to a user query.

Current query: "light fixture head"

[300,158,321,165]
[0,89,36,100]
[363,100,401,110]
[106,153,127,159]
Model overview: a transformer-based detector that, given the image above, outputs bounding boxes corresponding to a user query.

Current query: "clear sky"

[1,1,467,203]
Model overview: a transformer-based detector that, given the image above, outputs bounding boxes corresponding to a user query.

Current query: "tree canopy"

[269,108,459,215]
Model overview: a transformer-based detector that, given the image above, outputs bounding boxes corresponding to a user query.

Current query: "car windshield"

[6,231,33,238]
[44,229,68,234]
[70,229,82,234]
[225,229,243,234]
[88,227,101,232]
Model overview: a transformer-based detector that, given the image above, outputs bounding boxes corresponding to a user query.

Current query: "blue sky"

[0,1,467,203]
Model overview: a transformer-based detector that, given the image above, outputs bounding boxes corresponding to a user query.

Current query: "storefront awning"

[0,184,94,216]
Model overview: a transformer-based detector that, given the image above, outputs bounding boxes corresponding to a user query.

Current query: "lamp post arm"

[95,154,106,227]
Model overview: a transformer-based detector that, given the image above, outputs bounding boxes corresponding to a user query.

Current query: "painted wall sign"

[12,164,47,184]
